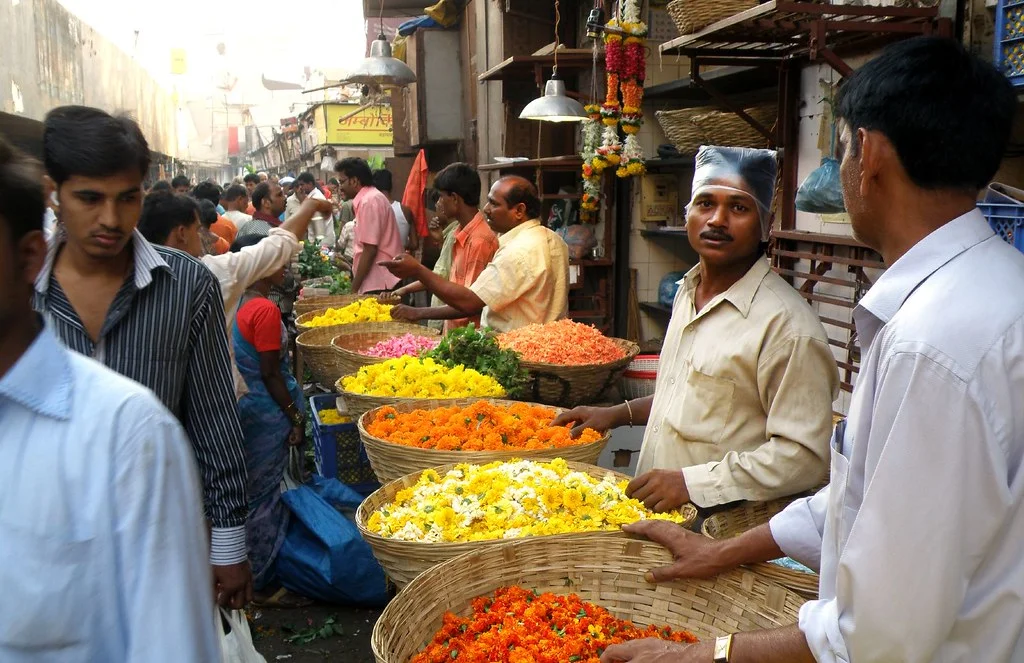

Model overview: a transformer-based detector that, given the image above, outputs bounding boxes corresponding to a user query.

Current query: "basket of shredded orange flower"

[356,458,698,588]
[497,320,640,406]
[372,534,805,663]
[357,399,611,483]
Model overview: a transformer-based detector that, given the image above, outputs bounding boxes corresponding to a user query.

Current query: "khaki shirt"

[635,258,838,507]
[470,219,569,333]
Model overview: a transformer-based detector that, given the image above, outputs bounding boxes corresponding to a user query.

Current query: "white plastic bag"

[218,608,266,663]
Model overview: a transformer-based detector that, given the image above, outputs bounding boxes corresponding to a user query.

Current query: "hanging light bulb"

[519,0,586,123]
[345,2,417,88]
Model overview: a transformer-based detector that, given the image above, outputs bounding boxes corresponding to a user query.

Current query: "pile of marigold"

[365,401,603,451]
[498,319,627,365]
[339,356,505,399]
[411,586,698,663]
[365,458,688,543]
[305,299,393,327]
[317,409,352,425]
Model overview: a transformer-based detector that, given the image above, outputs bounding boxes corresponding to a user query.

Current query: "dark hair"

[372,169,394,192]
[328,177,339,186]
[0,137,45,243]
[192,181,223,206]
[251,182,272,211]
[231,234,264,252]
[43,105,151,186]
[138,192,199,244]
[150,180,172,193]
[197,200,219,228]
[435,162,481,207]
[243,173,260,185]
[223,184,247,202]
[295,172,316,186]
[836,36,1015,193]
[171,175,191,189]
[334,157,373,186]
[500,176,541,219]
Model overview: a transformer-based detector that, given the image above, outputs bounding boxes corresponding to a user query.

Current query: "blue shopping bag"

[276,477,390,606]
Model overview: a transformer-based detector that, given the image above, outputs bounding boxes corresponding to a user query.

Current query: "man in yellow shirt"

[380,175,569,332]
[557,146,838,513]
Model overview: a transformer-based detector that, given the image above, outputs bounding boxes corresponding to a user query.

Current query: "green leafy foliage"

[296,241,336,280]
[424,325,528,397]
[327,272,352,295]
[282,615,344,645]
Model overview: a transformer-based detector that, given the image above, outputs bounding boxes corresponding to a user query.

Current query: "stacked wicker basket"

[518,338,641,407]
[298,321,434,390]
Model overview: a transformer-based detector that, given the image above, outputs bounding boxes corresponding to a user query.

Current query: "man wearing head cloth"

[558,145,838,515]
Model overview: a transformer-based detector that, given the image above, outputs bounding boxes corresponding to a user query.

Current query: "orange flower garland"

[411,586,698,663]
[365,401,602,451]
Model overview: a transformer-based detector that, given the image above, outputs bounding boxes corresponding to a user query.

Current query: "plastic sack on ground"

[795,157,845,214]
[275,476,390,606]
[658,271,688,308]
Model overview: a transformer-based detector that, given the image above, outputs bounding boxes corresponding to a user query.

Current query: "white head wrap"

[689,145,779,240]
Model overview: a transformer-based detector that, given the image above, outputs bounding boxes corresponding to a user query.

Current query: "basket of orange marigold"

[357,398,612,483]
[371,534,806,663]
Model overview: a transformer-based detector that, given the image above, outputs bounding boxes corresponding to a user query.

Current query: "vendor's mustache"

[700,229,732,241]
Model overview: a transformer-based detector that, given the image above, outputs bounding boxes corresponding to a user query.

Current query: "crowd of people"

[3,35,1024,663]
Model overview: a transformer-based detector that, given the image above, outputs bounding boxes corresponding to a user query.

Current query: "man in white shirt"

[221,184,253,229]
[0,138,219,661]
[295,171,334,246]
[600,37,1023,663]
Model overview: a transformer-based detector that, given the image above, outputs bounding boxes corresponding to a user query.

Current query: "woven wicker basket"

[701,498,819,599]
[655,106,712,153]
[330,324,441,379]
[666,0,759,36]
[296,304,394,333]
[517,338,640,407]
[294,294,368,318]
[296,327,358,389]
[372,535,804,662]
[334,383,505,419]
[356,398,612,483]
[693,104,778,148]
[356,461,698,589]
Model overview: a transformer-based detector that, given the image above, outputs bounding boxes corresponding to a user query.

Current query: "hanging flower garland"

[617,0,648,177]
[594,24,624,175]
[580,104,602,221]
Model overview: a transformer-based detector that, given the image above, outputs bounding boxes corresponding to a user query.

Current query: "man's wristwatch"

[714,634,734,663]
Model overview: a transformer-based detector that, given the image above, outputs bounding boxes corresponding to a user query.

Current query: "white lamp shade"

[345,37,417,88]
[519,77,586,122]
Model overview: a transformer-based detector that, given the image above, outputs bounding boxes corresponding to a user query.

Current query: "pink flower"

[361,334,439,359]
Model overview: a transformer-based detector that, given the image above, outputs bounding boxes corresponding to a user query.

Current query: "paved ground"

[250,604,383,662]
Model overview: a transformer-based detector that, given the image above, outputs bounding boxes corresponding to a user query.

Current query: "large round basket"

[372,534,804,663]
[701,498,819,599]
[517,338,640,407]
[294,294,368,318]
[330,324,441,379]
[356,460,698,589]
[296,306,394,334]
[356,398,612,483]
[296,327,355,389]
[334,384,501,419]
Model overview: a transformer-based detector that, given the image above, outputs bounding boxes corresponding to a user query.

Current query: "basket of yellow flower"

[358,397,606,485]
[294,294,368,318]
[372,534,805,663]
[335,356,506,418]
[298,322,435,390]
[356,459,698,588]
[357,399,612,483]
[330,324,441,379]
[295,298,394,333]
[701,498,819,599]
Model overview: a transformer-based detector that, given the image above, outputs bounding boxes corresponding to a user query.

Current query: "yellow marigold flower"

[306,299,393,327]
[340,356,505,399]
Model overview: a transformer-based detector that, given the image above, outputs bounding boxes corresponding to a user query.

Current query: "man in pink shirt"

[334,157,404,293]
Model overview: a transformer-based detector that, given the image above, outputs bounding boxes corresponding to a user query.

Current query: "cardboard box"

[641,174,679,223]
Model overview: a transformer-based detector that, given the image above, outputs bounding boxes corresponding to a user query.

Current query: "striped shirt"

[33,230,249,565]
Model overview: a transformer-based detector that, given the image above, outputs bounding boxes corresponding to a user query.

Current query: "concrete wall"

[0,0,177,156]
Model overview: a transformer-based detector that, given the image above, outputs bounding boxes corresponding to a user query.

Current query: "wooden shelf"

[478,156,583,173]
[574,258,613,267]
[645,65,778,106]
[640,301,673,316]
[644,156,697,171]
[540,193,582,200]
[479,52,605,83]
[641,227,689,240]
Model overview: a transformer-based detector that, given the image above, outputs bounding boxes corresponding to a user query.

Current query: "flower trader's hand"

[551,405,622,438]
[621,520,728,581]
[378,253,423,280]
[600,638,713,663]
[626,470,690,513]
[390,304,424,322]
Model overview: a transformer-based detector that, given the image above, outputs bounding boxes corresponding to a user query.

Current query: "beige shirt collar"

[496,218,541,248]
[681,257,771,319]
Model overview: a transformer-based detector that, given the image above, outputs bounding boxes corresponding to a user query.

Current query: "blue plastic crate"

[995,0,1024,87]
[979,202,1024,254]
[309,394,380,496]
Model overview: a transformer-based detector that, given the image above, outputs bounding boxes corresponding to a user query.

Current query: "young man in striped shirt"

[33,105,252,609]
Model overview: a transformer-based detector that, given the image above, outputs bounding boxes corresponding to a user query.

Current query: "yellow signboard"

[323,104,393,146]
[170,48,187,75]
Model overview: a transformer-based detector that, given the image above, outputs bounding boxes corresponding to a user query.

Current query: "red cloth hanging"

[402,148,429,237]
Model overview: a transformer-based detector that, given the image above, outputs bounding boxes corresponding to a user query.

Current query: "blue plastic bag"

[795,157,845,214]
[658,271,688,308]
[276,477,390,606]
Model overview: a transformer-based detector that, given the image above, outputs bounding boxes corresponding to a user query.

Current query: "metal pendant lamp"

[519,0,586,122]
[346,2,417,88]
